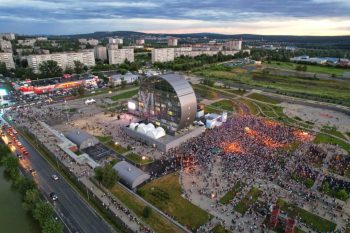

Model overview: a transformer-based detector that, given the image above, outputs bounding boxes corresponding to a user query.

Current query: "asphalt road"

[16,133,116,233]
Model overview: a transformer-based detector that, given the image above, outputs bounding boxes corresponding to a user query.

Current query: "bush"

[142,206,152,218]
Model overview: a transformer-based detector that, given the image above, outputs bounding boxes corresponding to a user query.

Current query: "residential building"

[17,39,37,47]
[167,38,178,46]
[94,46,107,61]
[36,37,48,41]
[136,39,145,45]
[152,48,175,63]
[108,37,123,44]
[0,33,15,40]
[108,45,134,64]
[224,40,242,50]
[79,38,99,46]
[0,52,15,69]
[27,50,95,73]
[0,39,12,53]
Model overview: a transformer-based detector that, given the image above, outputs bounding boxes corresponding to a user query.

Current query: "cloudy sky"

[0,0,349,35]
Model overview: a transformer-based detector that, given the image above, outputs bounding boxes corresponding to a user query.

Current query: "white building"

[108,37,123,45]
[152,48,175,63]
[135,39,145,45]
[17,39,37,47]
[0,53,15,69]
[109,72,139,86]
[290,56,327,65]
[94,46,107,61]
[0,39,12,53]
[224,40,242,50]
[36,37,48,41]
[167,38,178,46]
[0,33,15,40]
[108,45,134,64]
[27,50,95,73]
[79,38,99,46]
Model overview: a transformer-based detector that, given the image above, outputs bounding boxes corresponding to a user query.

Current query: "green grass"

[195,65,350,107]
[314,133,350,152]
[110,184,183,233]
[238,98,260,115]
[204,106,222,114]
[277,198,336,232]
[266,61,350,76]
[210,100,235,112]
[212,224,233,233]
[138,173,212,231]
[106,141,130,154]
[194,85,220,100]
[234,187,261,214]
[219,181,246,205]
[95,135,113,143]
[321,126,347,140]
[63,108,77,113]
[247,93,280,104]
[125,152,153,165]
[111,89,139,101]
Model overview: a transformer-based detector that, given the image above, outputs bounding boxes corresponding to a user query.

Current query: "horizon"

[0,0,350,36]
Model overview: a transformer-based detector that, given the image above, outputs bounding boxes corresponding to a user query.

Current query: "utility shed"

[113,161,150,189]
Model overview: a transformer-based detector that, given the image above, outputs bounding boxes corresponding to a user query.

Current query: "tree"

[336,189,349,201]
[73,60,84,74]
[33,201,54,227]
[0,62,8,76]
[321,182,330,194]
[23,188,40,211]
[0,144,10,163]
[77,85,85,96]
[95,164,119,189]
[39,60,63,78]
[203,78,214,87]
[2,156,19,179]
[42,218,64,233]
[142,206,152,218]
[17,177,36,196]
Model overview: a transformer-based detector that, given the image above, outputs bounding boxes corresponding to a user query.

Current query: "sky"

[0,0,349,36]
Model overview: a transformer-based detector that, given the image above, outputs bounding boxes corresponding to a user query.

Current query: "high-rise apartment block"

[27,50,95,73]
[0,52,15,69]
[151,48,175,63]
[224,40,242,50]
[108,45,134,64]
[94,46,107,61]
[167,38,178,47]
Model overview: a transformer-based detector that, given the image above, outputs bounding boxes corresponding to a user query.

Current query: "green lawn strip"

[266,61,350,76]
[219,181,246,205]
[210,100,235,112]
[276,199,336,232]
[314,133,350,153]
[125,152,153,165]
[138,173,212,231]
[111,89,139,101]
[95,135,113,143]
[194,86,221,100]
[291,173,315,188]
[247,93,281,104]
[205,105,223,114]
[238,98,260,115]
[106,141,130,154]
[321,126,347,140]
[234,187,261,214]
[110,184,183,233]
[212,224,233,233]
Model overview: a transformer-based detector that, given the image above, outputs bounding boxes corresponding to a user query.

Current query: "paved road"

[16,133,116,233]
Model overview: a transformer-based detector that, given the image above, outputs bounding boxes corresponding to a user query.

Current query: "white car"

[51,174,59,181]
[85,98,96,105]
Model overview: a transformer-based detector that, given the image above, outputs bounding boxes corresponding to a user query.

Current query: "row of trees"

[0,144,63,233]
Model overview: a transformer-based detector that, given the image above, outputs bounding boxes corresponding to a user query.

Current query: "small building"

[113,161,150,189]
[65,130,99,150]
[108,72,138,86]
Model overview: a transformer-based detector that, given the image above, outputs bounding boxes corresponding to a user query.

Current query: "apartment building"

[108,45,134,64]
[224,40,242,50]
[108,37,123,45]
[27,50,95,73]
[0,33,15,40]
[0,39,13,53]
[135,39,145,45]
[167,38,178,47]
[94,46,107,61]
[151,48,175,63]
[0,52,15,69]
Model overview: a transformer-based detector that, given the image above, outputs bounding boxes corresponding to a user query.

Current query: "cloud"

[0,0,349,35]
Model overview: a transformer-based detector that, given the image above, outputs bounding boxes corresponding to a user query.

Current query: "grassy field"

[212,224,233,233]
[111,89,139,101]
[194,85,221,100]
[195,66,350,107]
[314,133,350,152]
[125,152,153,165]
[266,61,350,77]
[210,100,235,112]
[234,187,261,214]
[246,93,281,104]
[321,126,347,140]
[110,184,183,233]
[138,173,211,231]
[277,199,336,232]
[219,181,246,205]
